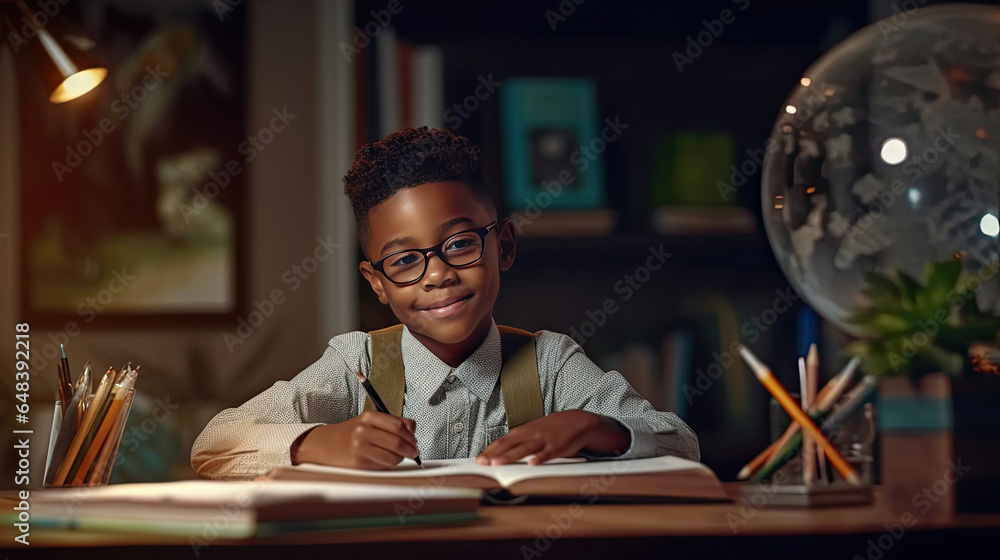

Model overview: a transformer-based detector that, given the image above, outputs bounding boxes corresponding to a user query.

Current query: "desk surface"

[7,434,999,559]
[7,483,1000,559]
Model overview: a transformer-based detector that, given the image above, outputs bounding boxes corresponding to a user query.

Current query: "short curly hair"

[343,127,496,252]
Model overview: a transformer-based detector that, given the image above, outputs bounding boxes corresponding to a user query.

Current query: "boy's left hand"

[476,410,631,466]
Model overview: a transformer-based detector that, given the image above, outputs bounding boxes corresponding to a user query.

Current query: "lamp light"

[0,0,106,103]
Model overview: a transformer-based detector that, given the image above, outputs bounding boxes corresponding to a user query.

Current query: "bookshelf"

[353,0,866,480]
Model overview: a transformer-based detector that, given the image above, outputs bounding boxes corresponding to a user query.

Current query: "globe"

[761,3,1000,338]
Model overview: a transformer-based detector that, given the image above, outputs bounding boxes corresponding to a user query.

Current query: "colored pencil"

[803,345,819,485]
[798,358,813,484]
[807,345,828,483]
[737,438,782,481]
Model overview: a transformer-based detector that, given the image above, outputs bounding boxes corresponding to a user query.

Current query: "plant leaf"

[868,313,914,335]
[846,340,898,376]
[861,271,904,311]
[894,271,923,308]
[920,258,962,314]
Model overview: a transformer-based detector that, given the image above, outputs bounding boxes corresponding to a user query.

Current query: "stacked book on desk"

[21,455,727,538]
[26,480,482,538]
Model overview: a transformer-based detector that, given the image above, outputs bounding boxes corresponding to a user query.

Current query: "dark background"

[352,0,999,478]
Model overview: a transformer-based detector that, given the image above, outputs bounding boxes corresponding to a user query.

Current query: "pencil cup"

[741,395,877,507]
[43,388,136,487]
[767,394,878,487]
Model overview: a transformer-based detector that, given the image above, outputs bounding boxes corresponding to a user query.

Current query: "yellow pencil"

[738,346,861,486]
[737,438,781,480]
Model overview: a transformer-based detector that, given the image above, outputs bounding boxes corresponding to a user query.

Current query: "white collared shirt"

[192,320,700,480]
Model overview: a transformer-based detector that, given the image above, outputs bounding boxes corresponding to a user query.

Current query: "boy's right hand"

[296,411,419,470]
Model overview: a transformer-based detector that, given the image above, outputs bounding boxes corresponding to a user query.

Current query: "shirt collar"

[401,320,502,405]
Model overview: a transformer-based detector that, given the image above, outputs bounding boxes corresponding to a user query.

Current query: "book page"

[282,455,712,490]
[484,455,714,488]
[287,458,496,482]
[33,479,481,507]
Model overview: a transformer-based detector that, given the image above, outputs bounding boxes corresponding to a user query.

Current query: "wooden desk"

[6,480,999,560]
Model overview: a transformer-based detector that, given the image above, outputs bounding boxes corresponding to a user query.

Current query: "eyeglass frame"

[368,221,500,285]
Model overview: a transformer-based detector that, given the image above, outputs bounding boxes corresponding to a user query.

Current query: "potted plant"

[845,257,1000,512]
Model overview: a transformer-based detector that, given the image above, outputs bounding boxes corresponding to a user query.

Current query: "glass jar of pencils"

[768,395,878,487]
[743,391,878,506]
[43,362,139,487]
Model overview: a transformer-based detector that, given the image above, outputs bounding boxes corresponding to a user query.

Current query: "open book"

[264,455,729,502]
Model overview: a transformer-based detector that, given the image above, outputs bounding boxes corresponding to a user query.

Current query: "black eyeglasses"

[369,221,499,285]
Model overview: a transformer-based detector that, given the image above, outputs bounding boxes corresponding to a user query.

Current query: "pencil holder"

[768,395,878,486]
[43,386,137,487]
[741,394,877,506]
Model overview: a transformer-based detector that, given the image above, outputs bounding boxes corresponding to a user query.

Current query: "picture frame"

[16,2,247,327]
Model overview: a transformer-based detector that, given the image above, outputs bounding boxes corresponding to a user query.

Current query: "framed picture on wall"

[16,1,246,327]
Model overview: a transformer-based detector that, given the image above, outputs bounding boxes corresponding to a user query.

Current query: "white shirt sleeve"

[535,330,700,461]
[190,332,368,480]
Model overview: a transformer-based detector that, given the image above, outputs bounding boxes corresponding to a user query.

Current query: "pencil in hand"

[355,371,423,468]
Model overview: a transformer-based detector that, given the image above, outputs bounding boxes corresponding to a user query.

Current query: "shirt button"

[446,374,457,384]
[453,422,464,433]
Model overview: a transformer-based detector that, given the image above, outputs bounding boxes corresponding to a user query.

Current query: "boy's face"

[359,182,515,357]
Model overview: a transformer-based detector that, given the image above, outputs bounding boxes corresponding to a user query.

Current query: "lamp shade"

[0,0,107,103]
[34,26,107,103]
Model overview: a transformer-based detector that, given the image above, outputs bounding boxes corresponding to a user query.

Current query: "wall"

[0,0,357,486]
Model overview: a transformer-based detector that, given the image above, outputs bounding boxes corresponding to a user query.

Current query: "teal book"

[500,78,606,211]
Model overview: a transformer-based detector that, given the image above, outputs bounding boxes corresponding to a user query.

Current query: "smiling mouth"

[420,294,473,316]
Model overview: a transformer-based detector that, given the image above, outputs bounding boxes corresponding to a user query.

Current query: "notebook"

[263,455,729,502]
[20,479,482,538]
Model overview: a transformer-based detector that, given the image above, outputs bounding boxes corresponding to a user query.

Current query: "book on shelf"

[411,44,443,129]
[514,208,616,238]
[500,78,607,212]
[263,455,729,503]
[662,328,695,420]
[618,343,662,410]
[372,28,443,135]
[376,25,401,137]
[651,205,756,235]
[648,129,756,235]
[21,480,481,538]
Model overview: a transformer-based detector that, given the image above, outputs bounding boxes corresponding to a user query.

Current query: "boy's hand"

[296,411,419,470]
[475,410,631,466]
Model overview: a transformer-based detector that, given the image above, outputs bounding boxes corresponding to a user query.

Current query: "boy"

[191,128,698,480]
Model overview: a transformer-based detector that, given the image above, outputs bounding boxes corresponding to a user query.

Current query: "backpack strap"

[363,324,405,417]
[497,325,544,428]
[364,324,544,428]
